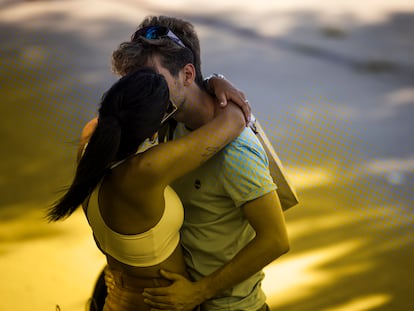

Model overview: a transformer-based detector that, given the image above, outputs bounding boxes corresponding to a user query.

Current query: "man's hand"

[142,269,203,311]
[208,76,251,124]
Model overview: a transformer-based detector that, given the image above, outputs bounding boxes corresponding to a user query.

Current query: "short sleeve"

[222,128,276,208]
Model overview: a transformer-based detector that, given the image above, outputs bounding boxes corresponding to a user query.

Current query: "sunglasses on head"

[161,100,178,124]
[131,26,187,49]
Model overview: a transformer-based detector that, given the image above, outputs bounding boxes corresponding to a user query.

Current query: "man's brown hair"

[112,15,204,87]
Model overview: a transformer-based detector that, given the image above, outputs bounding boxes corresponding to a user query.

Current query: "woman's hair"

[47,68,169,221]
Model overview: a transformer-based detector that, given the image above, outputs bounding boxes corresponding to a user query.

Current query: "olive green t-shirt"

[172,125,276,311]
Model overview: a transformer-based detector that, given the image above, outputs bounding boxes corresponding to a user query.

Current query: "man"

[95,16,289,311]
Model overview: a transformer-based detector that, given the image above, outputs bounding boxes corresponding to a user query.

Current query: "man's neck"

[179,88,218,130]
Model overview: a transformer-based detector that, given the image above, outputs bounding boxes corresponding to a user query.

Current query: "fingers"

[239,98,251,125]
[210,76,251,124]
[104,268,115,291]
[234,91,251,124]
[143,293,175,310]
[224,93,251,125]
[217,94,228,107]
[243,99,252,122]
[143,297,172,310]
[143,287,168,296]
[159,269,185,281]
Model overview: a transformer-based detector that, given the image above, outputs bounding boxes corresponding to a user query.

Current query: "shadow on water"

[0,12,130,207]
[182,9,414,158]
[0,3,413,310]
[179,10,414,80]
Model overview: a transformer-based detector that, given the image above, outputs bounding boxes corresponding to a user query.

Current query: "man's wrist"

[194,277,217,303]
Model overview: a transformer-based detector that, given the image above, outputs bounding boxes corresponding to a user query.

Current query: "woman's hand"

[207,76,251,125]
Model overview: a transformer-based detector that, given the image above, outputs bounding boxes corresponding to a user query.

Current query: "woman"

[47,68,245,311]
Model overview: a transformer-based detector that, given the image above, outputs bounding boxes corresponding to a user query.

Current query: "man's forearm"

[142,192,289,310]
[195,234,289,301]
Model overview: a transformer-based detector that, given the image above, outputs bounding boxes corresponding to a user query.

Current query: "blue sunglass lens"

[145,27,161,39]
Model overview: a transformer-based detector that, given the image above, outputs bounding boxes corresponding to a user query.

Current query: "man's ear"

[182,63,196,86]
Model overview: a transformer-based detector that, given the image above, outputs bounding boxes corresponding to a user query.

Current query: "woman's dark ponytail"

[47,115,122,221]
[46,68,169,222]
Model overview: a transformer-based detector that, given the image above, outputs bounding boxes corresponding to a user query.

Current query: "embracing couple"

[48,15,290,311]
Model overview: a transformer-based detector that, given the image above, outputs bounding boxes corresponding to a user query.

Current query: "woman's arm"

[206,75,251,124]
[132,102,245,186]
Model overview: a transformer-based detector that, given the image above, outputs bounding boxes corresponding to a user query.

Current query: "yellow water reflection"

[287,166,334,189]
[263,240,365,306]
[0,204,105,311]
[330,294,392,311]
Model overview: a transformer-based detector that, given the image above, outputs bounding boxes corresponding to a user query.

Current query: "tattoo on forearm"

[202,146,220,158]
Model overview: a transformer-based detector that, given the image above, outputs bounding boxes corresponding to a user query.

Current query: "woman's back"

[85,154,188,311]
[85,151,188,279]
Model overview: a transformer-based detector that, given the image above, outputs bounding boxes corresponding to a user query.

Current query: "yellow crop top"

[85,184,183,267]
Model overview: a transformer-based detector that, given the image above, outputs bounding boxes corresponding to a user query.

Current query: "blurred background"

[0,0,413,310]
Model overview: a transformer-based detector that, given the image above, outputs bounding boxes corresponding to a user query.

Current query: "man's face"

[146,55,186,117]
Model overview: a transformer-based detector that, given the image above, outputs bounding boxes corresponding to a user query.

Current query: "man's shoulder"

[225,127,265,155]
